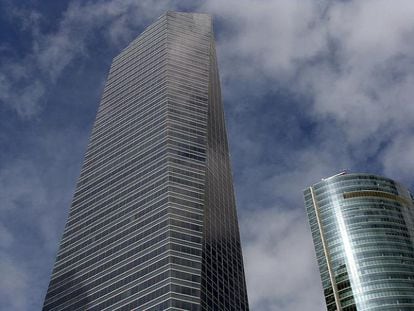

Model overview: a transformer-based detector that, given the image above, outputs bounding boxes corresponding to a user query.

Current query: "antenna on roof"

[322,170,348,181]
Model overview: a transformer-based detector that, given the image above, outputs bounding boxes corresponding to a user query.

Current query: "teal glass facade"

[42,12,249,311]
[304,173,414,311]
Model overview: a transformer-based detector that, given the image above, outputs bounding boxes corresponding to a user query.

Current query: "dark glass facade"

[304,172,414,311]
[43,12,249,311]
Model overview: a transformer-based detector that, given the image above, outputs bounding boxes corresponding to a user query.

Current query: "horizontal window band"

[343,191,410,205]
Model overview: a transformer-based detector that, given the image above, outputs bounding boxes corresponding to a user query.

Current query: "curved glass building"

[304,172,414,311]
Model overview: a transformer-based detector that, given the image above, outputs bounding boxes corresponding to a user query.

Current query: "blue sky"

[1,0,414,310]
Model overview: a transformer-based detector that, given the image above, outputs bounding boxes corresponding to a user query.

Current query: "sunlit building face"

[305,172,414,311]
[42,11,249,311]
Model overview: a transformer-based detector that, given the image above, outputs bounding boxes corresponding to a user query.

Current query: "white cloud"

[0,223,14,249]
[0,160,47,212]
[0,128,91,309]
[0,256,28,311]
[205,0,328,81]
[0,0,177,118]
[382,130,414,184]
[241,208,325,311]
[205,0,414,159]
[304,0,414,143]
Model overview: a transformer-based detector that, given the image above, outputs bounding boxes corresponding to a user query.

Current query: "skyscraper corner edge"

[42,11,249,311]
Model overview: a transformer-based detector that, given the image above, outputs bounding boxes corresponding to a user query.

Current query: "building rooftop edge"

[305,171,410,192]
[159,11,212,19]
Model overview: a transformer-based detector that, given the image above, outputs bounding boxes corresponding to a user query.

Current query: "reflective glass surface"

[43,12,249,311]
[305,173,414,311]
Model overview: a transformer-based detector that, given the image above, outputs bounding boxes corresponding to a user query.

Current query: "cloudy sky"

[1,0,414,310]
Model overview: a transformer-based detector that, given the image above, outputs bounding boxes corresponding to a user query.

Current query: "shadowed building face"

[42,11,249,311]
[305,172,414,311]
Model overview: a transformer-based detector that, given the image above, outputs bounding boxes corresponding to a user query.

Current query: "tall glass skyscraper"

[304,172,414,311]
[42,12,249,311]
